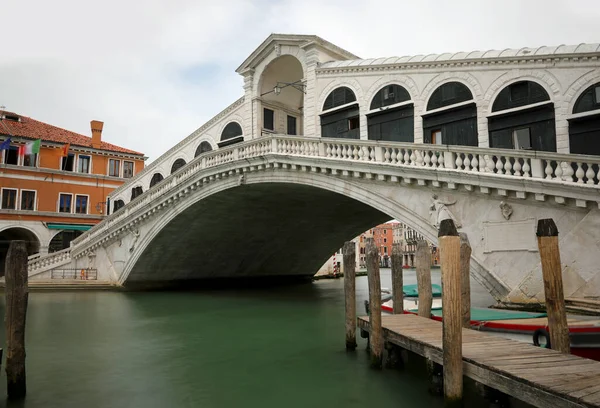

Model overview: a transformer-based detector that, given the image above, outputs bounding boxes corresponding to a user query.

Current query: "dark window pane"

[221,122,243,140]
[194,142,212,157]
[23,154,37,167]
[4,146,18,165]
[573,82,600,113]
[427,82,473,111]
[131,186,143,200]
[348,116,359,130]
[370,84,411,110]
[75,195,88,214]
[149,173,164,187]
[113,200,125,212]
[108,159,120,177]
[21,191,35,210]
[78,155,91,173]
[323,87,357,111]
[492,81,550,112]
[287,115,297,135]
[62,154,75,171]
[171,159,186,174]
[264,109,274,131]
[1,189,17,209]
[123,161,134,178]
[59,194,72,213]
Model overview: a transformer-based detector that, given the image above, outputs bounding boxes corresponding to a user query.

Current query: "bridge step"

[0,280,116,291]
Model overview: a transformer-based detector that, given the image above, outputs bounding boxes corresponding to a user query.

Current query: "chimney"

[91,120,104,149]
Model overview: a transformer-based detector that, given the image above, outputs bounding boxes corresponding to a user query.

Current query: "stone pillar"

[242,70,255,140]
[301,45,319,138]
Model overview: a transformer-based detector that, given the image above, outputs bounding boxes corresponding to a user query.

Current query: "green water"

[0,269,506,408]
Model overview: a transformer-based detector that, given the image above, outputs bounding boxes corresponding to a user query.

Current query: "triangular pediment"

[235,33,359,74]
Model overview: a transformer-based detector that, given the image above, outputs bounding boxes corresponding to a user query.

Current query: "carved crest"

[499,201,513,220]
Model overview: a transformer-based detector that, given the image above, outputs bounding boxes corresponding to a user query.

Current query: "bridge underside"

[126,183,390,286]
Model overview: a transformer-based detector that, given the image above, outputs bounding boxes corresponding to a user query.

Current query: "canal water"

[0,269,526,408]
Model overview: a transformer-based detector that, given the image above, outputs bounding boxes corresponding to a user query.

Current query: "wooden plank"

[357,314,600,408]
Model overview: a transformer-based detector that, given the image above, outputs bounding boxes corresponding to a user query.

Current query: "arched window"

[489,81,555,152]
[218,122,243,148]
[423,82,477,147]
[113,200,125,212]
[131,186,143,200]
[367,84,413,142]
[149,173,164,188]
[320,87,359,139]
[195,141,213,157]
[171,158,186,174]
[569,82,600,156]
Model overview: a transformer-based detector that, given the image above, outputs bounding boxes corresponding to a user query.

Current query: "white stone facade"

[108,35,600,209]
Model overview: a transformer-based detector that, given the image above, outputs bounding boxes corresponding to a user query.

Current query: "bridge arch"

[0,226,41,276]
[121,169,506,299]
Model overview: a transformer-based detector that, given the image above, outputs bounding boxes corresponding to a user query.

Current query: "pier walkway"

[357,314,600,408]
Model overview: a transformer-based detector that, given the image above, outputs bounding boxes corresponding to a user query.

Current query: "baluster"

[504,157,513,176]
[384,148,391,163]
[437,152,444,168]
[404,150,410,165]
[554,162,563,180]
[575,162,585,183]
[585,164,596,185]
[494,156,504,174]
[431,151,438,168]
[484,155,493,173]
[455,153,464,170]
[416,150,424,166]
[470,155,478,172]
[369,147,376,161]
[544,161,553,179]
[513,158,522,176]
[463,154,471,171]
[423,150,431,167]
[522,159,531,177]
[562,162,574,182]
[353,146,359,160]
[391,148,398,164]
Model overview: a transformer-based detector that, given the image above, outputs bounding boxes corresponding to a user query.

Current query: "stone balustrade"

[28,247,71,276]
[30,134,600,268]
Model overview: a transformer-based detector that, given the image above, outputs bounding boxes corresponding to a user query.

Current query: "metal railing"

[50,268,98,280]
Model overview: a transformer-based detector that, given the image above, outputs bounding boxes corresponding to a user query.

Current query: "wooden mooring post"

[415,240,432,318]
[343,241,357,351]
[536,218,570,354]
[438,219,462,406]
[5,240,29,399]
[459,233,472,328]
[391,243,403,314]
[365,237,383,368]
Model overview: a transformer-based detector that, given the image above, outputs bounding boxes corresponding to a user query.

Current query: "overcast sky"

[2,0,598,162]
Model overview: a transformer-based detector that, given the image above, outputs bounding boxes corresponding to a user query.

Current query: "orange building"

[0,111,146,273]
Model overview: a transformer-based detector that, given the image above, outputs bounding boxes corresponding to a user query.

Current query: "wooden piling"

[459,233,472,328]
[391,243,403,314]
[536,218,570,354]
[438,219,462,405]
[343,241,357,351]
[365,237,383,368]
[5,240,29,399]
[415,240,432,318]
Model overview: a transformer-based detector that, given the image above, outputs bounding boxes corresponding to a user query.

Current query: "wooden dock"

[358,314,600,408]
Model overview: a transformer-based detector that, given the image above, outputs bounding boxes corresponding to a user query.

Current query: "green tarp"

[47,223,93,231]
[408,307,548,321]
[403,283,442,298]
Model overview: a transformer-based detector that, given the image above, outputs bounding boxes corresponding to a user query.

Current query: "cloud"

[1,0,597,162]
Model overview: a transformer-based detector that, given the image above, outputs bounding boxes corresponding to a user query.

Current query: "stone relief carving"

[87,251,96,268]
[239,174,246,186]
[499,201,513,220]
[429,194,462,229]
[129,229,140,253]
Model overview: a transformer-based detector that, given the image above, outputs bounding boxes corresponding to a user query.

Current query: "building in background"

[0,111,146,275]
[316,221,439,276]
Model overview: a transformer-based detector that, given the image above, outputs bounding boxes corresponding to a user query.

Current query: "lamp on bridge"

[262,79,306,97]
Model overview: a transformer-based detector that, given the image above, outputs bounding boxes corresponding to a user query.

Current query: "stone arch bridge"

[27,135,600,305]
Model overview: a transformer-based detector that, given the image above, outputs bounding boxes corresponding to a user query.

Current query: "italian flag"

[19,139,41,156]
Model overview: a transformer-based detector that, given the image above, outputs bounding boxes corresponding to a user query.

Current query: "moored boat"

[380,296,600,361]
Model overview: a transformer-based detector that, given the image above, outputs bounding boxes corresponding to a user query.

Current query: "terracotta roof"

[0,112,144,156]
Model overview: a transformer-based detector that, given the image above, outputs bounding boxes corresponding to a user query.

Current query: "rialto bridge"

[26,34,600,306]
